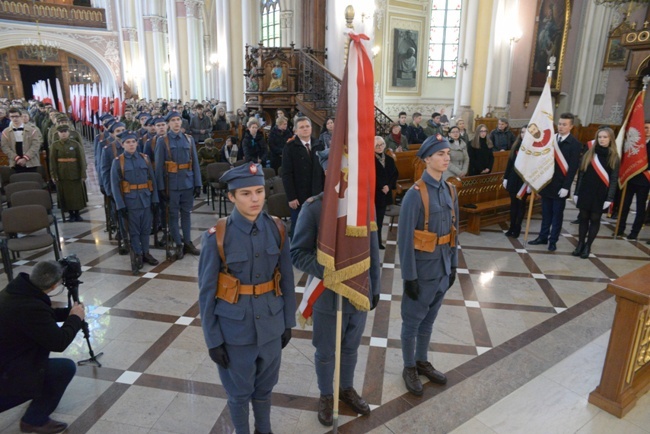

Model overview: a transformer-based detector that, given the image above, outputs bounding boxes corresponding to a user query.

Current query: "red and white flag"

[316,33,376,312]
[617,91,647,188]
[43,80,54,105]
[514,80,557,192]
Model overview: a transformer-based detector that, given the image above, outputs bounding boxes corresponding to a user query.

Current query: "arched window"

[261,0,280,47]
[427,0,461,78]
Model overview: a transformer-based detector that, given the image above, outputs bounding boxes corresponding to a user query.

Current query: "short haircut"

[498,117,509,124]
[196,104,204,110]
[432,112,441,119]
[295,116,312,127]
[559,113,575,124]
[30,260,63,291]
[412,112,422,119]
[204,138,214,146]
[247,117,260,128]
[8,107,20,116]
[276,116,288,126]
[398,111,407,117]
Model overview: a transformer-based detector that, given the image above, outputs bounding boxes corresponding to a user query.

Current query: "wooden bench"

[446,172,540,235]
[389,144,421,195]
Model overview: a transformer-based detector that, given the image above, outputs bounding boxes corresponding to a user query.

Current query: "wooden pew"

[390,144,421,195]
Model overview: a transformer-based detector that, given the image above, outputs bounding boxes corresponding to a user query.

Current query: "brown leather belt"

[238,280,275,296]
[437,233,452,245]
[203,158,216,163]
[57,158,77,162]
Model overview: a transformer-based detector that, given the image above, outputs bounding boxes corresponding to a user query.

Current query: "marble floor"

[1,140,649,433]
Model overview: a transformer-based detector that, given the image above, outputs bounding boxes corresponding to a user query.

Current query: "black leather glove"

[118,208,128,219]
[449,267,457,288]
[281,328,292,349]
[404,280,419,301]
[370,294,380,311]
[194,186,202,197]
[100,186,106,196]
[209,345,229,369]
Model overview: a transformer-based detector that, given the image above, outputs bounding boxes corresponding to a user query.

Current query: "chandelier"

[20,2,60,63]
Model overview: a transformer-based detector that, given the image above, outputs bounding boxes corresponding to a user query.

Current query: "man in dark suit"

[529,113,582,251]
[0,260,85,434]
[281,116,324,236]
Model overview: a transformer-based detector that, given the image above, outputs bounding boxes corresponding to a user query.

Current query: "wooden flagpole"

[333,9,356,433]
[614,184,627,239]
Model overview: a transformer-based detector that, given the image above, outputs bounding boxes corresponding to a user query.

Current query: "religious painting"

[603,21,631,69]
[392,29,419,88]
[525,0,571,105]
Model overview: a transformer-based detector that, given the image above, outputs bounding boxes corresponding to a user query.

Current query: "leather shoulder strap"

[215,217,228,270]
[445,181,457,224]
[415,178,429,231]
[164,135,171,161]
[271,216,286,251]
[119,153,125,178]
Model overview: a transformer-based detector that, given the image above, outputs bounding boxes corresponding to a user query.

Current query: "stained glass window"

[427,0,461,78]
[261,0,280,48]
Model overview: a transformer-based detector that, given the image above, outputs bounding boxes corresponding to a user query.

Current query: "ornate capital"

[145,16,166,33]
[280,10,293,29]
[184,0,204,18]
[125,27,138,41]
[375,0,386,30]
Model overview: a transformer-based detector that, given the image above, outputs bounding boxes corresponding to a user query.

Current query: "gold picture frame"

[525,0,572,106]
[603,21,632,69]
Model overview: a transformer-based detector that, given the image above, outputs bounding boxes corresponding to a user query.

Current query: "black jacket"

[375,153,399,208]
[0,273,82,398]
[267,126,293,170]
[539,134,582,199]
[241,130,268,163]
[281,136,324,204]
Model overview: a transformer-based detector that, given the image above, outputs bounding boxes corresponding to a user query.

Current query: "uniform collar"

[124,151,138,158]
[229,207,265,234]
[422,170,443,188]
[168,130,182,139]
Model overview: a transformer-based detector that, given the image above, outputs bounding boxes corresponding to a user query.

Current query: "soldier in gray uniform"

[100,122,126,197]
[290,149,381,426]
[398,134,459,396]
[198,163,296,434]
[110,132,159,271]
[155,111,202,259]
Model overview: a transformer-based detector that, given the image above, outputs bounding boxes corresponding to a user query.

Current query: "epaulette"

[286,135,297,143]
[208,225,217,235]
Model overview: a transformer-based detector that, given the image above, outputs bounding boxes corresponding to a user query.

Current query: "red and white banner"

[297,277,326,326]
[55,78,65,113]
[514,80,556,192]
[617,91,647,188]
[316,33,376,311]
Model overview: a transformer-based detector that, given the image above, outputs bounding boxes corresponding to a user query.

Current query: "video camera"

[58,254,83,291]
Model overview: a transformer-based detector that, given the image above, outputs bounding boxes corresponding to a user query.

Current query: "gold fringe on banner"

[345,225,368,237]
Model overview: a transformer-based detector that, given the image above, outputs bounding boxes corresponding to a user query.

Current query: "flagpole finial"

[546,56,556,83]
[345,5,355,29]
[643,75,650,91]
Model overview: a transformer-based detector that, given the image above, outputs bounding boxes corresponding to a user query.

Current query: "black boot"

[505,227,514,237]
[571,242,584,257]
[511,225,521,238]
[580,244,591,259]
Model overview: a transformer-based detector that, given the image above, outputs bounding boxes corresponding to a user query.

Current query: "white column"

[217,0,233,111]
[134,0,149,99]
[569,2,613,124]
[166,0,181,100]
[148,17,166,99]
[459,0,478,107]
[481,0,500,115]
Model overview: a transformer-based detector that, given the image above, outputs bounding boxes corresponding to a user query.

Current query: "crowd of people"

[0,96,644,434]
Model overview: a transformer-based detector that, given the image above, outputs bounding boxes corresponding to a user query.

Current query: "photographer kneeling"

[0,260,85,434]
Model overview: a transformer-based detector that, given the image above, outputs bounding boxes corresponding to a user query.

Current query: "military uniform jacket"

[49,138,86,181]
[154,130,201,191]
[290,194,381,314]
[1,123,43,168]
[139,132,155,154]
[539,134,582,199]
[110,151,159,211]
[198,146,221,166]
[101,137,124,196]
[198,209,296,349]
[398,171,459,281]
[143,134,163,164]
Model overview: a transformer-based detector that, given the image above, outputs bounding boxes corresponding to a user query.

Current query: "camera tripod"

[65,275,104,367]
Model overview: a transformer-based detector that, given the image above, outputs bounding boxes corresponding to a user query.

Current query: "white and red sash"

[587,140,610,187]
[297,277,326,327]
[554,139,569,176]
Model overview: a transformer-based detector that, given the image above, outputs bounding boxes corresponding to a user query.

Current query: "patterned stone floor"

[0,140,649,433]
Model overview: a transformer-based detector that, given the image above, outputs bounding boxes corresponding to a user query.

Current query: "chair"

[233,160,247,167]
[384,204,401,232]
[4,181,42,207]
[262,168,276,180]
[272,178,285,195]
[267,193,291,220]
[11,189,62,250]
[207,162,231,216]
[0,166,12,193]
[9,172,46,188]
[2,204,60,279]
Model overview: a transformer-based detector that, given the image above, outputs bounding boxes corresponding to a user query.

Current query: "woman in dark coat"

[374,136,399,249]
[213,106,230,131]
[241,117,268,164]
[468,124,494,175]
[503,127,527,238]
[573,127,619,258]
[267,116,292,174]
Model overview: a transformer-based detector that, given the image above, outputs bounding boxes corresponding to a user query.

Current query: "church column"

[134,0,150,99]
[145,16,168,99]
[166,0,182,100]
[569,2,614,124]
[217,0,234,111]
[458,0,479,128]
[184,0,205,100]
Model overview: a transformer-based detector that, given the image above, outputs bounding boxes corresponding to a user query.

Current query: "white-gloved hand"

[502,180,508,189]
[573,195,578,205]
[603,201,611,210]
[558,188,568,198]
